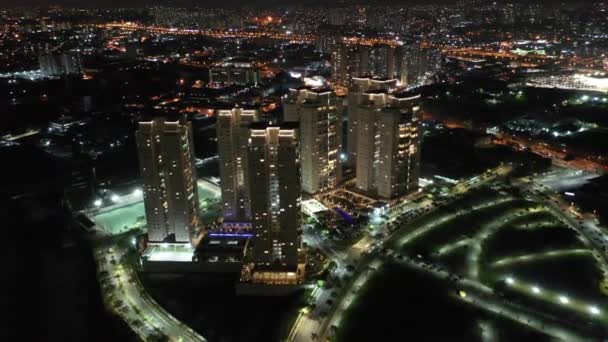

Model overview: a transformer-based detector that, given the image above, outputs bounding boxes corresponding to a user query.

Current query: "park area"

[334,262,550,342]
[92,182,220,235]
[335,186,608,340]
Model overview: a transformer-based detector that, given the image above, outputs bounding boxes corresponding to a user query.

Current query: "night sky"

[0,0,586,9]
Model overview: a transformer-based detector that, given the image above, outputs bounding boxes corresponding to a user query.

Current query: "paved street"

[95,244,206,342]
[395,196,515,247]
[490,249,591,268]
[290,165,515,341]
[386,253,592,342]
[532,168,597,192]
[466,207,545,280]
[292,164,608,342]
[522,182,608,277]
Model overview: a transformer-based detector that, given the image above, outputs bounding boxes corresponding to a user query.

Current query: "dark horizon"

[0,0,595,9]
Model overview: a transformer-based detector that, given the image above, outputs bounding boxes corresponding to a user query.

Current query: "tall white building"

[284,87,342,194]
[347,77,398,167]
[246,123,304,285]
[355,92,422,199]
[216,107,258,222]
[39,51,82,77]
[135,118,200,244]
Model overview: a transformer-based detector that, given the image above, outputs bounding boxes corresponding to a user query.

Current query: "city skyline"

[5,1,608,341]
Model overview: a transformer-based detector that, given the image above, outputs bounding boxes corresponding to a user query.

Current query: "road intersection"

[291,164,608,341]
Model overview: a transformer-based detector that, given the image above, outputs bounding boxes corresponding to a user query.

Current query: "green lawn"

[488,253,605,304]
[93,185,220,235]
[388,187,506,249]
[334,262,551,342]
[336,181,608,341]
[482,225,584,263]
[400,199,536,256]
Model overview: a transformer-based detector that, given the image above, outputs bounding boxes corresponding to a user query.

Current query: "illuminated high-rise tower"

[217,107,258,222]
[284,88,342,194]
[246,123,304,284]
[136,118,199,244]
[347,77,398,168]
[355,92,422,199]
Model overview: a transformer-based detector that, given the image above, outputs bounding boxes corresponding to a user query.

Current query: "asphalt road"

[293,165,514,341]
[298,164,608,342]
[96,244,206,342]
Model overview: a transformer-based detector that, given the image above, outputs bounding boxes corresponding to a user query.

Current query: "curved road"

[95,244,206,342]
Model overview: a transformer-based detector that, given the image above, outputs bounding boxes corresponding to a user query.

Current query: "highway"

[493,135,605,173]
[102,22,401,47]
[95,244,206,342]
[534,169,597,192]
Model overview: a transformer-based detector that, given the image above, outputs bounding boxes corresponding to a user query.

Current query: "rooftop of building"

[196,234,248,261]
[249,121,299,130]
[364,89,390,94]
[291,85,334,94]
[391,90,422,100]
[215,104,259,112]
[143,243,196,262]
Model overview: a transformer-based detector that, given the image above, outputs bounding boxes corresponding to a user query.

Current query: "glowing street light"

[532,286,541,294]
[589,306,600,315]
[505,277,514,285]
[111,194,120,203]
[558,295,569,304]
[133,188,143,196]
[94,199,102,207]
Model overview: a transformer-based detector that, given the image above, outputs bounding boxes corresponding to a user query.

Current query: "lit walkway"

[397,197,516,247]
[503,276,608,326]
[467,207,545,279]
[490,249,591,268]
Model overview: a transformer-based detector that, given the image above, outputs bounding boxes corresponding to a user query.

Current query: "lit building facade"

[247,123,303,284]
[396,45,443,88]
[330,42,349,86]
[347,77,398,167]
[209,62,260,87]
[283,88,342,194]
[39,51,83,77]
[355,92,422,199]
[217,107,258,222]
[136,118,200,244]
[331,43,399,86]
